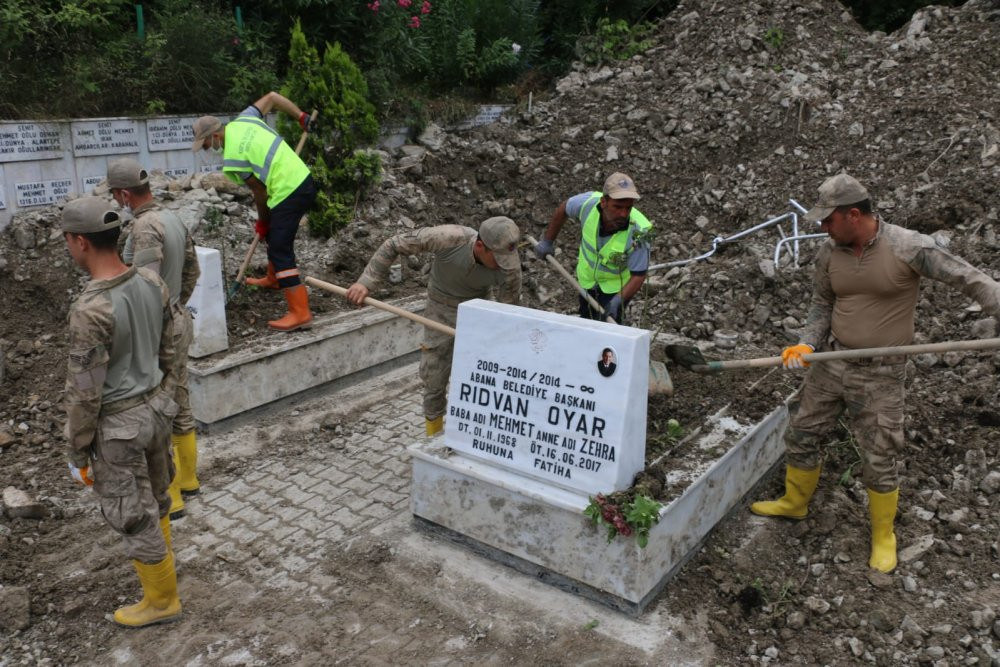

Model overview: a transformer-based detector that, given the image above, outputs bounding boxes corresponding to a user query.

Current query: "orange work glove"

[781,343,814,369]
[68,462,94,486]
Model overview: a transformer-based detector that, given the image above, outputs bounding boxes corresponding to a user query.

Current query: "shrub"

[281,22,381,237]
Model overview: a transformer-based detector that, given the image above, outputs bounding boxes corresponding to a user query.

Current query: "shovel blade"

[665,344,708,371]
[225,280,243,303]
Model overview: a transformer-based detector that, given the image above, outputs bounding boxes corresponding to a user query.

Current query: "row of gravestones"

[0,106,513,228]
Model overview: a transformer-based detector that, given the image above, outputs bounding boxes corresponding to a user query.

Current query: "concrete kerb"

[188,295,426,433]
[409,403,791,615]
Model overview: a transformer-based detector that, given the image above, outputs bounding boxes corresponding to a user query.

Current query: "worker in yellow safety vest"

[534,172,652,323]
[191,92,317,331]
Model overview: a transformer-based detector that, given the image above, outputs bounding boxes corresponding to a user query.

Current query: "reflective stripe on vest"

[574,193,652,294]
[222,116,310,208]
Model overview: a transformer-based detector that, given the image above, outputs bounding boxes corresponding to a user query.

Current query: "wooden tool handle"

[304,277,457,337]
[527,235,616,324]
[233,236,260,286]
[294,109,319,154]
[696,337,1000,371]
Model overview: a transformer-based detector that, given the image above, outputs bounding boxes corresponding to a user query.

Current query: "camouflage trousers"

[785,357,905,493]
[171,303,195,434]
[419,298,459,421]
[91,390,177,563]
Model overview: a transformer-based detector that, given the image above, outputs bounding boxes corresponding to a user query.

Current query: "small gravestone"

[445,300,648,493]
[187,246,228,358]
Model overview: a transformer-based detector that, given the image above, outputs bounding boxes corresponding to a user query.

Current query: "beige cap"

[107,158,149,189]
[603,172,640,200]
[479,216,521,270]
[61,197,123,234]
[191,115,223,151]
[804,173,870,223]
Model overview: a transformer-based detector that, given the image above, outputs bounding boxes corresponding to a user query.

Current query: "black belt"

[100,387,160,417]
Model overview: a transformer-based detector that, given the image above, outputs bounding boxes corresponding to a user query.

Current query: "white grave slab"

[15,178,74,208]
[146,117,197,152]
[445,300,648,494]
[163,167,191,181]
[71,120,140,156]
[0,122,63,161]
[187,246,228,358]
[82,175,104,193]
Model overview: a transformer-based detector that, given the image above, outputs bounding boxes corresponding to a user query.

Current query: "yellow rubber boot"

[167,473,185,520]
[750,465,821,519]
[113,553,182,627]
[868,487,899,573]
[245,262,279,289]
[425,416,443,436]
[159,515,172,553]
[172,431,200,497]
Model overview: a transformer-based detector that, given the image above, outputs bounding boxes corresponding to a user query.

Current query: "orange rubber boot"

[269,285,313,331]
[245,262,279,289]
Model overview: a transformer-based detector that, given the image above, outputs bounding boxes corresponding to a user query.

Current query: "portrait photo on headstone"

[597,347,617,378]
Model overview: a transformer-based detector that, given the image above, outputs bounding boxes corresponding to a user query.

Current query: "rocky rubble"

[1,0,999,664]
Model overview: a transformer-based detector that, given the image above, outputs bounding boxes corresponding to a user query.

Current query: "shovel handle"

[304,277,457,337]
[233,235,260,286]
[526,235,616,324]
[694,337,1000,372]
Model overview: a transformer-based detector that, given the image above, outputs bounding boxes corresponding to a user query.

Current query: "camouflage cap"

[191,115,224,151]
[603,172,640,200]
[479,216,521,271]
[61,197,123,234]
[804,173,870,223]
[106,157,149,189]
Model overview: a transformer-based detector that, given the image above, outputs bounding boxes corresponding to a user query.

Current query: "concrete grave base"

[188,295,426,429]
[410,403,789,615]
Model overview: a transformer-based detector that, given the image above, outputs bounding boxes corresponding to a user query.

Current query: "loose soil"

[3,0,1000,664]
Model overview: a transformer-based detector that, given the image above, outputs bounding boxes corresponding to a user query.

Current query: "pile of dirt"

[2,0,1000,663]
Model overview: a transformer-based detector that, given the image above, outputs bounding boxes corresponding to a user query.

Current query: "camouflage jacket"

[800,218,1000,350]
[357,225,521,306]
[64,267,175,466]
[123,200,200,305]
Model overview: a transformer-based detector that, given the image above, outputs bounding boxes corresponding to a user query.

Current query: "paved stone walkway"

[178,373,424,595]
[98,366,700,665]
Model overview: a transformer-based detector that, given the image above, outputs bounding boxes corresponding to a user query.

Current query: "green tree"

[280,21,381,237]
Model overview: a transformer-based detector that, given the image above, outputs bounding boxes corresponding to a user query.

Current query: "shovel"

[526,235,672,396]
[666,337,1000,373]
[306,276,672,396]
[227,109,319,302]
[304,277,456,336]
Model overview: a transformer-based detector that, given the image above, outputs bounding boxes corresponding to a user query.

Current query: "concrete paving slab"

[105,362,721,663]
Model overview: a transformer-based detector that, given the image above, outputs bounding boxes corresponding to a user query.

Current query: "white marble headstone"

[186,246,228,358]
[445,300,648,494]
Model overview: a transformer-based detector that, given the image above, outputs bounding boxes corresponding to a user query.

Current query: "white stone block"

[445,299,648,494]
[187,246,228,358]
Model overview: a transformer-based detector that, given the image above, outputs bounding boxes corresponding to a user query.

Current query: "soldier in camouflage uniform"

[346,217,522,435]
[62,197,182,627]
[752,174,1000,574]
[108,158,201,522]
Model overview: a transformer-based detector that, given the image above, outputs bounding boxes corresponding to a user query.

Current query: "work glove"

[298,111,315,133]
[781,343,814,369]
[254,218,269,239]
[601,294,623,322]
[68,462,94,486]
[534,238,554,260]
